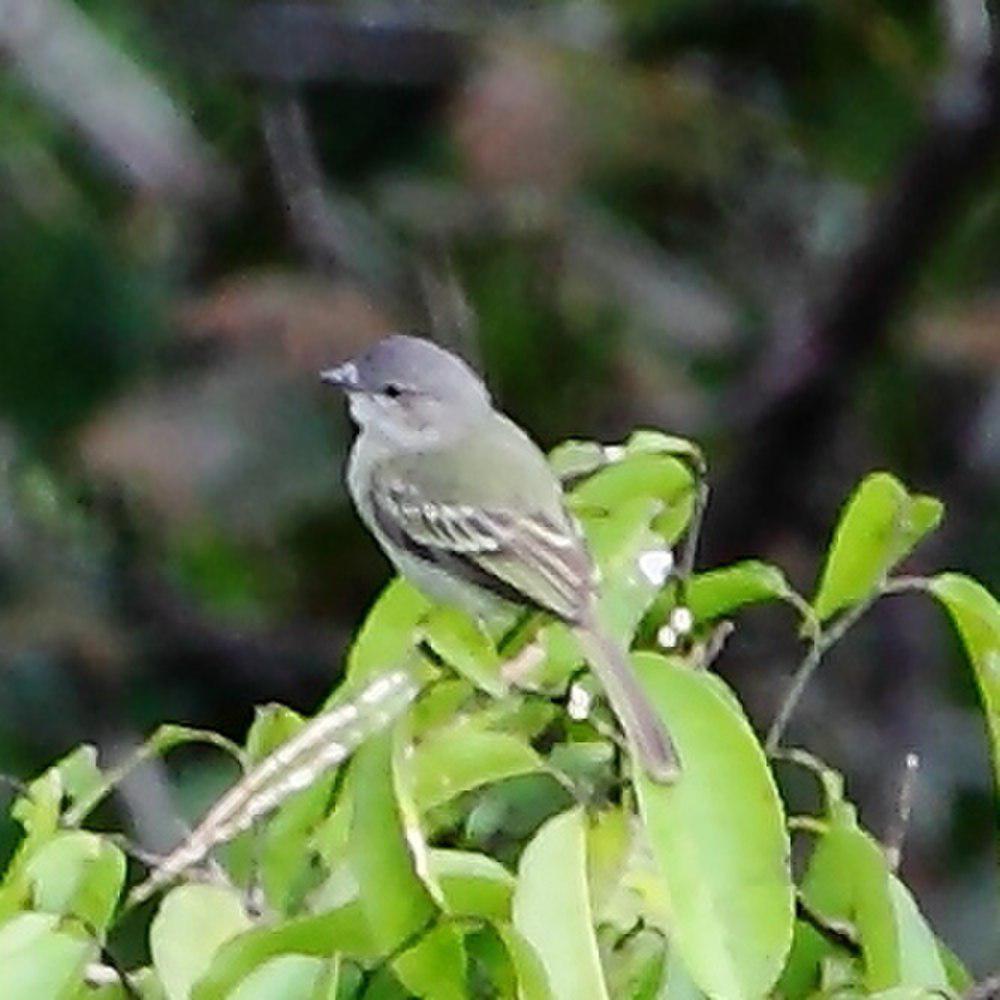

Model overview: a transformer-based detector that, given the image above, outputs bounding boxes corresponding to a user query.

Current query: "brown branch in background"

[0,0,229,202]
[259,92,422,324]
[708,31,1000,560]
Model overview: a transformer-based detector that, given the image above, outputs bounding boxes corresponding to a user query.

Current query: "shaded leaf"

[422,607,507,696]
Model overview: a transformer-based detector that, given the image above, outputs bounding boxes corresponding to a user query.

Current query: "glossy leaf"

[227,955,326,1000]
[24,830,125,934]
[812,473,942,621]
[394,923,467,1000]
[686,561,790,622]
[422,607,507,696]
[151,885,252,1000]
[348,726,438,953]
[409,726,543,812]
[340,578,431,691]
[192,905,374,1000]
[429,848,515,920]
[513,807,609,1000]
[570,453,693,545]
[928,573,1000,788]
[786,815,948,994]
[632,653,794,999]
[0,912,93,999]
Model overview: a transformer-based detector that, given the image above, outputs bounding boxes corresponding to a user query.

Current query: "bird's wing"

[367,470,594,623]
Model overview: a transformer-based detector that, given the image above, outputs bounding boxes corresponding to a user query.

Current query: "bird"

[321,334,678,783]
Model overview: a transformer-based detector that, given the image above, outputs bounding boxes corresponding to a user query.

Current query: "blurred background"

[0,0,997,973]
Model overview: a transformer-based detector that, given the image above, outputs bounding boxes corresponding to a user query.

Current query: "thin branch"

[766,587,880,753]
[795,894,862,958]
[884,751,920,872]
[964,972,1000,1000]
[0,0,228,201]
[259,91,419,321]
[126,662,423,907]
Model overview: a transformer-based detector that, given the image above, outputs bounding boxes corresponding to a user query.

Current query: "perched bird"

[322,335,678,783]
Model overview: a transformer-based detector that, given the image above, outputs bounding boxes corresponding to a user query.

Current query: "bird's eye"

[383,383,403,399]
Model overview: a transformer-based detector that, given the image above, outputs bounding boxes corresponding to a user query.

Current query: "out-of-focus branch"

[0,0,229,202]
[167,2,466,85]
[259,92,422,324]
[708,28,1000,559]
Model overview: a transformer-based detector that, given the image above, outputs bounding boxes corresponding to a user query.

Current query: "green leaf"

[632,653,794,1000]
[243,705,337,913]
[513,807,609,1000]
[0,912,93,1000]
[928,573,1000,789]
[394,924,467,1000]
[409,726,543,812]
[625,430,706,476]
[548,439,608,481]
[495,923,552,1000]
[24,830,125,934]
[227,955,326,1000]
[192,905,374,1000]
[429,849,515,920]
[422,607,507,696]
[570,453,693,545]
[0,769,62,920]
[341,578,430,690]
[812,473,943,621]
[603,927,667,1000]
[151,885,253,1000]
[686,561,790,622]
[348,727,438,953]
[786,817,948,994]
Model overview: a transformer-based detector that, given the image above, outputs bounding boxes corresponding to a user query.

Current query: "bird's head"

[321,335,492,447]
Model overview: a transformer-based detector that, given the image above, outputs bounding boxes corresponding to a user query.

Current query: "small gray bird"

[322,335,678,783]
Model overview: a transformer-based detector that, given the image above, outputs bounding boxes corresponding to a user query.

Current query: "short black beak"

[320,361,361,391]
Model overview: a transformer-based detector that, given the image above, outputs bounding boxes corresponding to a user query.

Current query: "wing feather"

[370,474,593,622]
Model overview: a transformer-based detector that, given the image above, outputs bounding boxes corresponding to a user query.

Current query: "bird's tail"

[573,621,680,784]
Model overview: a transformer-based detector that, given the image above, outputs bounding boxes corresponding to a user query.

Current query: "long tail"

[573,622,680,784]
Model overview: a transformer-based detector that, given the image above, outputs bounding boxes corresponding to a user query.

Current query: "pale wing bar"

[371,477,593,622]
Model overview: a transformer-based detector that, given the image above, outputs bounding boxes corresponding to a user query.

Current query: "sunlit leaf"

[0,911,93,1000]
[812,473,943,621]
[227,954,326,1000]
[784,814,948,994]
[24,831,125,934]
[409,726,543,812]
[430,848,515,921]
[151,885,252,1000]
[928,573,1000,789]
[422,607,507,696]
[341,578,431,691]
[513,807,609,1000]
[348,726,438,953]
[686,561,790,622]
[394,924,466,1000]
[192,904,374,1000]
[243,705,336,913]
[632,653,794,1000]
